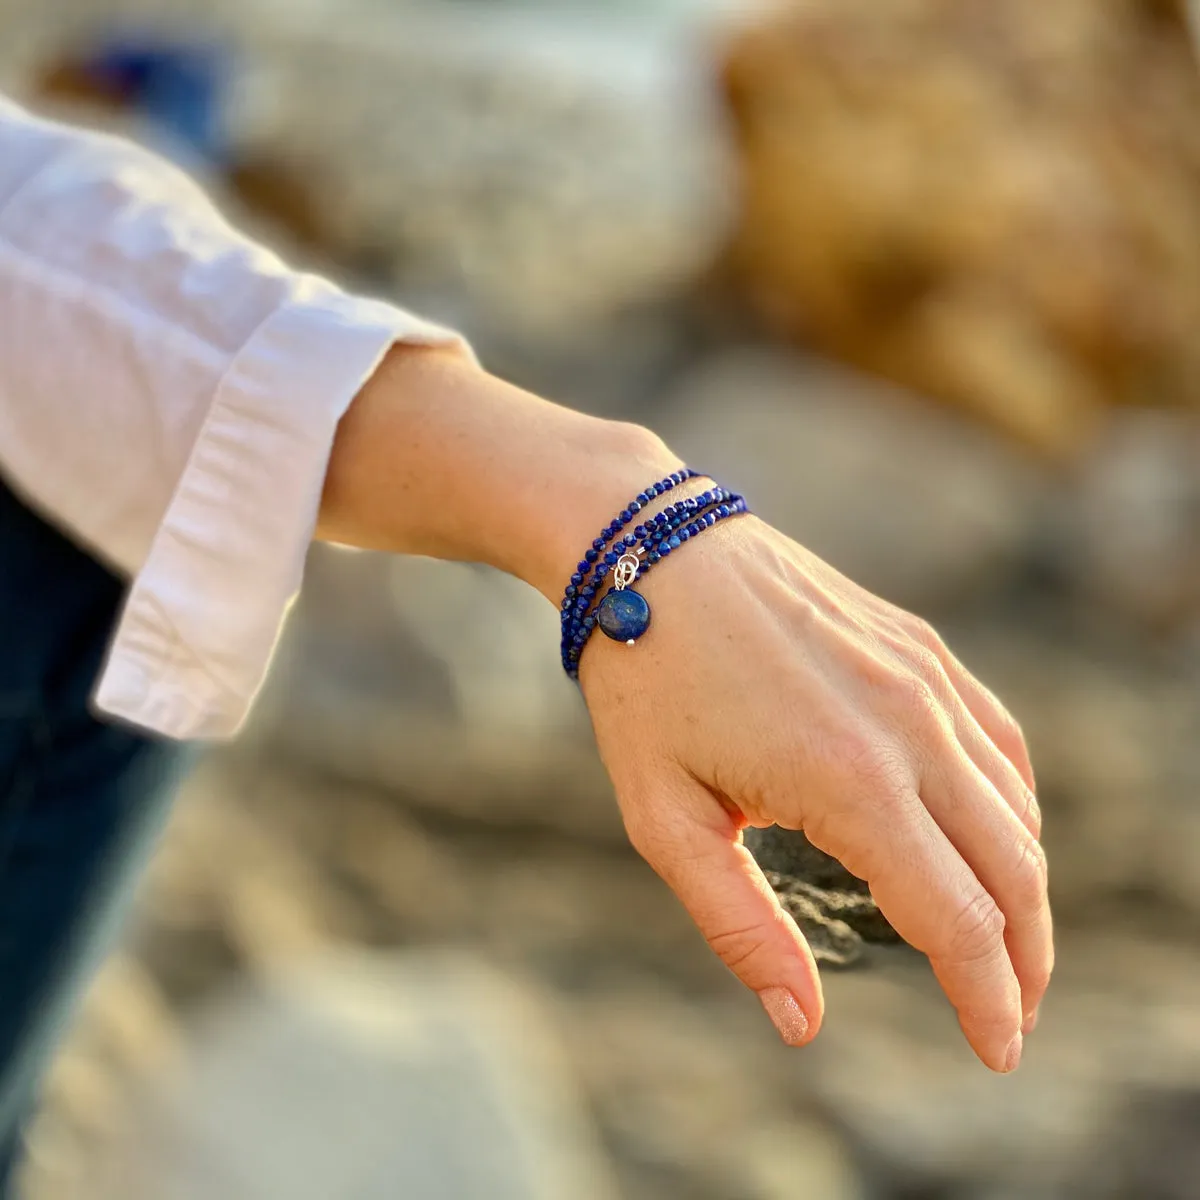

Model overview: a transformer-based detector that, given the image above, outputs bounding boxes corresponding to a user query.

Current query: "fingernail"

[758,987,809,1046]
[1004,1034,1023,1073]
[1022,1007,1040,1035]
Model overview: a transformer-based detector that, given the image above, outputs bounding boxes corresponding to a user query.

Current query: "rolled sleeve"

[0,97,472,740]
[94,286,469,740]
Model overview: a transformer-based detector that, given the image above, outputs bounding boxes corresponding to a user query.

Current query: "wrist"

[512,418,686,603]
[319,342,685,604]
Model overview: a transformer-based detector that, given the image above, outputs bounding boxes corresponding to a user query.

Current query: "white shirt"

[0,96,471,741]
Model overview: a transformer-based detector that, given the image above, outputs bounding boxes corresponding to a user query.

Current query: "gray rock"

[558,985,868,1200]
[1074,1088,1200,1200]
[932,624,1200,923]
[251,545,624,841]
[238,4,734,351]
[96,951,621,1200]
[653,350,1051,611]
[744,827,899,967]
[1055,409,1200,629]
[802,940,1174,1192]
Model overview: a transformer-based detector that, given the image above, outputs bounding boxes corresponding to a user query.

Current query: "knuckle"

[946,890,1006,967]
[1012,835,1050,908]
[910,616,948,656]
[907,644,946,685]
[1019,788,1043,838]
[1025,954,1055,1001]
[891,669,944,730]
[829,730,912,802]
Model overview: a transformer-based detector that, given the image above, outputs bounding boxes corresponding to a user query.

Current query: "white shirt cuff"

[93,280,472,740]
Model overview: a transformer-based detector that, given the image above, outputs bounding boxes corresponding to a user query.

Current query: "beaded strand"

[562,486,748,679]
[560,484,734,672]
[558,469,702,668]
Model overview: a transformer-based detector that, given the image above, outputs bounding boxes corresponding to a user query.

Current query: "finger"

[950,701,1042,840]
[921,753,1054,1037]
[621,777,824,1046]
[928,637,1038,797]
[817,782,1022,1072]
[900,626,1040,837]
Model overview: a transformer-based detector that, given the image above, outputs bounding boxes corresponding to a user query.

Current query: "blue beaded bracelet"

[558,483,736,672]
[559,484,740,658]
[565,494,747,675]
[560,474,748,680]
[559,469,702,665]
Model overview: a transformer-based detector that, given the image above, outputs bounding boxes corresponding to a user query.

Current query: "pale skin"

[318,342,1053,1074]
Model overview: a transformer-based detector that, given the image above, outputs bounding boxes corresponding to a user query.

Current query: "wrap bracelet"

[560,473,748,680]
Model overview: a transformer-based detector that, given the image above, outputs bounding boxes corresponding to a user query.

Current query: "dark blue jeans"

[0,476,190,1194]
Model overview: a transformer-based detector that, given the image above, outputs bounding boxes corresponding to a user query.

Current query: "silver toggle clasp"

[613,553,640,591]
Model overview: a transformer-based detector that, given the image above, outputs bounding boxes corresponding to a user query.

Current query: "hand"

[580,514,1050,1073]
[321,349,1050,1072]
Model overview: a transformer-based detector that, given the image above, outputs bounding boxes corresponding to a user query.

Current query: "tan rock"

[720,0,1200,456]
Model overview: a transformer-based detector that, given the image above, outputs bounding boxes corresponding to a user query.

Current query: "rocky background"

[3,1,1200,1197]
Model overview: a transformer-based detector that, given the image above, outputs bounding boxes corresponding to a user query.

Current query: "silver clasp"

[613,553,640,591]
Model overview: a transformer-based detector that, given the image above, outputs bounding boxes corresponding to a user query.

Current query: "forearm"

[318,342,684,603]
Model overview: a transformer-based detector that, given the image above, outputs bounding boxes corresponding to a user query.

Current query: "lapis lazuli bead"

[623,533,637,547]
[630,500,642,513]
[604,551,619,565]
[668,535,681,549]
[586,548,599,563]
[597,589,652,643]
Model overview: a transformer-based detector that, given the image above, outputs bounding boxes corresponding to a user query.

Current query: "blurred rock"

[806,932,1200,1194]
[655,349,1049,610]
[720,0,1200,456]
[1075,1088,1200,1200]
[1055,409,1200,629]
[95,952,620,1200]
[250,546,624,842]
[737,1121,867,1200]
[16,958,181,1200]
[559,985,868,1200]
[745,826,899,966]
[233,6,733,357]
[937,624,1200,925]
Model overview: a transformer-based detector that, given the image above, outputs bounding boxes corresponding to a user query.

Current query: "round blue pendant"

[597,589,651,644]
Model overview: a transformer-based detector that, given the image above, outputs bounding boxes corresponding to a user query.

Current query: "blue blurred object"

[83,37,231,166]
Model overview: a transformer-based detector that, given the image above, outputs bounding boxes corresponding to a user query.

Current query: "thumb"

[621,776,825,1046]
